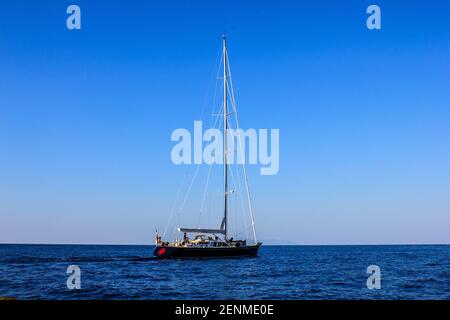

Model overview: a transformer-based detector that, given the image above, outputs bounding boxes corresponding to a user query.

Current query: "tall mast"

[222,34,228,239]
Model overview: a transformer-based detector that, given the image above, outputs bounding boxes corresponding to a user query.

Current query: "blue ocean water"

[0,244,448,299]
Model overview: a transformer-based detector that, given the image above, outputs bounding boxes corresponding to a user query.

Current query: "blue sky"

[1,0,449,244]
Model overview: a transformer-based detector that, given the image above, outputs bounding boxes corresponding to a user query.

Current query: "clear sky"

[1,0,449,245]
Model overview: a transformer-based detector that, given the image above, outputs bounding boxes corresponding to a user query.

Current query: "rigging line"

[198,46,223,121]
[205,78,223,131]
[232,160,250,241]
[208,55,224,121]
[198,162,212,227]
[197,49,225,228]
[232,152,250,241]
[227,57,258,244]
[198,102,224,227]
[162,170,188,238]
[202,117,223,229]
[234,225,254,239]
[228,157,249,239]
[178,97,222,224]
[162,50,223,240]
[172,164,201,242]
[170,49,224,236]
[224,90,249,240]
[178,163,202,216]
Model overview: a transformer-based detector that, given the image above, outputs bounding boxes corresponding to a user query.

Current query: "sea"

[0,244,448,300]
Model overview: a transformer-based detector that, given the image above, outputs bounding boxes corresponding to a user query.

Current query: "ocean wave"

[0,255,154,264]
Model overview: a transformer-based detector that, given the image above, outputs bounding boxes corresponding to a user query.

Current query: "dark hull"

[153,243,261,259]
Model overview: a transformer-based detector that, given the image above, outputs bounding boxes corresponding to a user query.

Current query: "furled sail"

[177,227,226,235]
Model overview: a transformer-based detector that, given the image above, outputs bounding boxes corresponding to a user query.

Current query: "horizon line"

[0,242,448,246]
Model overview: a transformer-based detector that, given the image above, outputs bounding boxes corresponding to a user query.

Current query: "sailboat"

[153,35,261,258]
